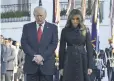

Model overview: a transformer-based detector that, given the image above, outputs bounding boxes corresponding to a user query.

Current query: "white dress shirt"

[36,22,45,32]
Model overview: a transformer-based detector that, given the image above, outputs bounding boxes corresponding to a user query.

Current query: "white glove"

[59,69,64,76]
[88,69,92,75]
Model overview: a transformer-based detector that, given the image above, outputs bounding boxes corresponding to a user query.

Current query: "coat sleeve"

[1,44,7,62]
[7,47,15,62]
[21,24,36,57]
[59,28,66,70]
[86,28,93,69]
[41,24,58,61]
[18,50,25,67]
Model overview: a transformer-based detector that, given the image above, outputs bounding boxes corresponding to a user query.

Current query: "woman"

[59,9,93,81]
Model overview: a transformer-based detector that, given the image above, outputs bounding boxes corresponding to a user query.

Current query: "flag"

[112,25,114,49]
[111,0,114,34]
[109,0,113,18]
[66,0,75,16]
[52,2,61,81]
[39,0,42,6]
[52,0,61,39]
[91,0,100,53]
[81,0,86,20]
[52,0,60,23]
[96,8,100,53]
[111,0,114,49]
[52,0,55,23]
[99,2,103,23]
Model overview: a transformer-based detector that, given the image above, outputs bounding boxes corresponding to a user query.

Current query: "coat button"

[76,60,79,63]
[76,69,78,71]
[76,61,78,63]
[76,76,79,80]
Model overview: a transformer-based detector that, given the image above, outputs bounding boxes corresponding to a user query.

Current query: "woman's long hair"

[65,9,85,29]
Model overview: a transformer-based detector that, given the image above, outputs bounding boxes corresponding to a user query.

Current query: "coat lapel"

[31,22,39,45]
[40,22,50,45]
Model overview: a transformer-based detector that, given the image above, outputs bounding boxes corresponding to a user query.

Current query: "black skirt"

[62,46,91,81]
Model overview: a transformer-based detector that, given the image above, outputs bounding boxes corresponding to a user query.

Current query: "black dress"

[59,27,93,81]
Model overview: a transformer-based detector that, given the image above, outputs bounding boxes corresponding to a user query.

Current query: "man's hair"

[8,38,12,41]
[0,35,4,39]
[4,38,8,40]
[12,40,17,46]
[34,6,47,15]
[0,35,3,37]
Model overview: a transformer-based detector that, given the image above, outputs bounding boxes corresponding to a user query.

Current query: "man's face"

[34,8,46,24]
[8,40,12,46]
[5,40,10,46]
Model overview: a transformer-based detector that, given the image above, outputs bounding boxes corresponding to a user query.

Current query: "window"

[60,1,104,20]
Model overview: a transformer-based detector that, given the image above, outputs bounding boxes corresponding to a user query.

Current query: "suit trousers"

[1,74,5,81]
[6,70,13,81]
[26,68,53,81]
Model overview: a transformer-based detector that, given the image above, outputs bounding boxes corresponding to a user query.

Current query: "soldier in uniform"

[105,38,114,81]
[94,50,106,81]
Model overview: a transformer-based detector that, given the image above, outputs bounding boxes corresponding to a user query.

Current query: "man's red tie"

[37,25,43,42]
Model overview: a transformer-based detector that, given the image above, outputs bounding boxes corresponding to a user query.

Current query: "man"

[1,35,7,81]
[5,38,16,81]
[94,50,106,81]
[105,39,114,81]
[12,41,21,81]
[17,47,25,81]
[21,6,58,81]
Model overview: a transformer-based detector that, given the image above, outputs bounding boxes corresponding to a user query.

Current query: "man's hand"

[32,55,44,65]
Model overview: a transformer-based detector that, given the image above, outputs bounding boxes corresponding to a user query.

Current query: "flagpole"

[39,0,42,6]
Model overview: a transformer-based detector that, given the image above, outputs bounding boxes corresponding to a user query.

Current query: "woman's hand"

[88,69,92,75]
[59,69,64,76]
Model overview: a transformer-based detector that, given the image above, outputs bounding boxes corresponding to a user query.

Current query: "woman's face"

[71,15,80,27]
